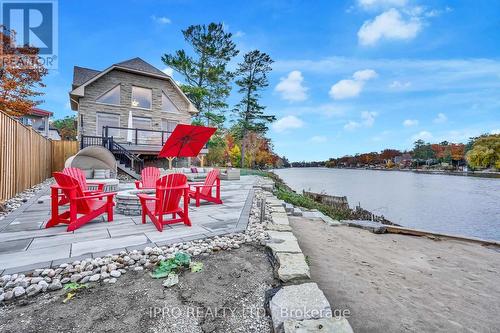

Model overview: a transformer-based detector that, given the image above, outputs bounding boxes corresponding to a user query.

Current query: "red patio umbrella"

[158,124,216,158]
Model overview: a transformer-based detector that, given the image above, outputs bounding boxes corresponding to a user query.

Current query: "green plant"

[252,170,351,221]
[62,282,89,303]
[240,168,270,177]
[305,256,311,266]
[190,262,204,272]
[151,252,192,279]
[63,282,88,291]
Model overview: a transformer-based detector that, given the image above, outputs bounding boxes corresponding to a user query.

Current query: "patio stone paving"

[0,176,259,274]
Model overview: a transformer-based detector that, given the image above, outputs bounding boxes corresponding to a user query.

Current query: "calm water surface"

[274,168,500,241]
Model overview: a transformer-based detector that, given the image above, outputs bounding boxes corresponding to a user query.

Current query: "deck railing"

[102,126,173,146]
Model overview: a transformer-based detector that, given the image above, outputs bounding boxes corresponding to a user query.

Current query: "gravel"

[0,244,276,333]
[0,189,276,333]
[0,179,53,220]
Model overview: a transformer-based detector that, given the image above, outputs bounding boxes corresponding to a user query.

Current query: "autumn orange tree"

[0,27,47,116]
[450,144,465,162]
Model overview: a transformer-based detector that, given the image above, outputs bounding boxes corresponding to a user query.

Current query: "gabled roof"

[69,57,198,114]
[114,57,168,78]
[29,108,53,117]
[73,66,101,88]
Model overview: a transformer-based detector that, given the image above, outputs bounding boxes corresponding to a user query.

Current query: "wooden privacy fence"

[52,140,79,172]
[0,111,78,202]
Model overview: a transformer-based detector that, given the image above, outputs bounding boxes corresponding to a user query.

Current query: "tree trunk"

[240,129,246,169]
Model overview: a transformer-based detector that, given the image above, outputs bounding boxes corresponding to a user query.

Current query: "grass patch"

[240,168,270,177]
[243,169,351,221]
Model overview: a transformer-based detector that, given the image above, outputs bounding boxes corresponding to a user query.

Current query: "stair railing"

[107,137,144,175]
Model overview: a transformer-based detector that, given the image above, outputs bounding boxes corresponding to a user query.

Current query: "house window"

[131,86,152,109]
[96,85,120,105]
[96,113,120,136]
[132,116,152,130]
[162,119,178,133]
[162,91,179,113]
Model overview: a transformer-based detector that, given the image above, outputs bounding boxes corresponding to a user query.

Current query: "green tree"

[232,50,276,168]
[161,23,238,127]
[412,139,435,165]
[51,115,77,140]
[466,134,500,170]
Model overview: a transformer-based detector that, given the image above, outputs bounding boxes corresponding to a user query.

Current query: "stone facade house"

[69,57,198,154]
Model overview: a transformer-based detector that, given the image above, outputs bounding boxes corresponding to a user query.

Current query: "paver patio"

[0,176,258,274]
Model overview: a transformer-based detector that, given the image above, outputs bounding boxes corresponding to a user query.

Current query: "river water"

[274,168,500,241]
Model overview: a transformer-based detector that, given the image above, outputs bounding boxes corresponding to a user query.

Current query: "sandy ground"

[289,217,500,333]
[0,245,276,333]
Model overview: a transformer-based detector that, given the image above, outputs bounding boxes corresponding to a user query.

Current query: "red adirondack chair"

[135,167,161,189]
[63,167,104,195]
[137,173,191,232]
[46,172,116,232]
[188,169,223,207]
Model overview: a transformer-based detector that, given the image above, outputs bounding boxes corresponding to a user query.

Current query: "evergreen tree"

[162,23,238,126]
[233,50,276,167]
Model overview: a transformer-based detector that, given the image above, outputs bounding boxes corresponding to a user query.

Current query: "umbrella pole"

[167,157,174,169]
[197,155,205,167]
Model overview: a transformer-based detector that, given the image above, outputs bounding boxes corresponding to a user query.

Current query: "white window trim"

[132,116,153,129]
[161,90,181,114]
[131,86,153,110]
[95,84,121,107]
[96,112,121,136]
[161,119,179,132]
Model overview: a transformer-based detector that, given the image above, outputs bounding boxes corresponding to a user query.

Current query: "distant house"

[19,108,60,139]
[394,153,412,167]
[48,127,62,140]
[69,57,199,176]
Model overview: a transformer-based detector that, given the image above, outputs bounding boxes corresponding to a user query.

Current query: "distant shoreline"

[279,167,500,179]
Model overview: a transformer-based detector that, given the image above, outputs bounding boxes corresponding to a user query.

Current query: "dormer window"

[131,86,152,109]
[96,85,120,105]
[162,91,180,113]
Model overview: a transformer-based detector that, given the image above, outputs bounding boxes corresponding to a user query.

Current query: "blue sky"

[40,0,500,161]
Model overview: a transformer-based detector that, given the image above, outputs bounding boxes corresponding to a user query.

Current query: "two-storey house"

[69,57,198,174]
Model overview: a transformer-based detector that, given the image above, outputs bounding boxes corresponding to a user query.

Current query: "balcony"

[81,126,208,154]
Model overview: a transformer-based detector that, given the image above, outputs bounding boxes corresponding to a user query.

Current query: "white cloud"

[162,67,174,77]
[361,111,377,127]
[151,15,171,24]
[275,71,308,102]
[403,119,419,127]
[344,111,377,131]
[234,30,245,38]
[412,130,433,141]
[424,6,453,17]
[309,136,327,143]
[330,80,363,99]
[358,9,421,46]
[390,80,411,89]
[272,115,304,133]
[329,69,377,100]
[433,113,448,123]
[344,121,362,131]
[492,129,500,135]
[353,69,378,81]
[357,0,408,10]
